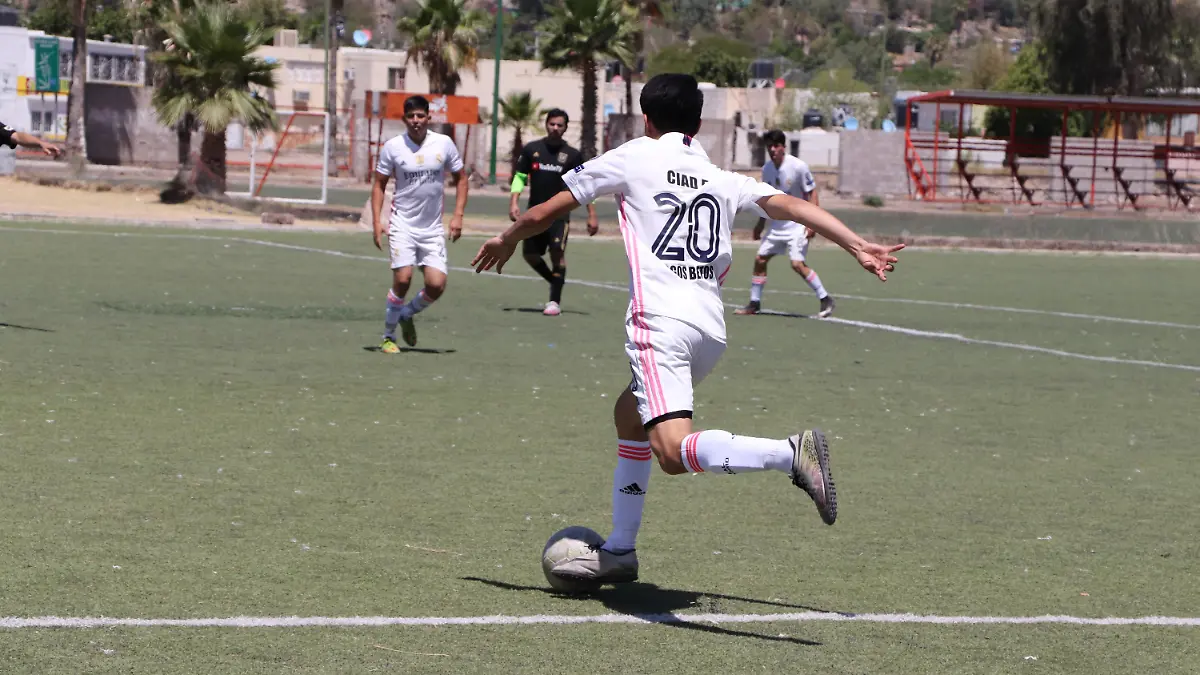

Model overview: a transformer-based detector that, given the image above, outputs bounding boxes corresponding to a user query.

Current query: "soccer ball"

[541,525,605,594]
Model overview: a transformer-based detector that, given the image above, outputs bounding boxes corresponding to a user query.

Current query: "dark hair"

[404,95,430,115]
[544,108,569,125]
[763,129,786,146]
[639,74,703,136]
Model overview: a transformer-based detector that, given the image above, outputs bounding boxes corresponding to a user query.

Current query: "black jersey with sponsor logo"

[0,123,17,149]
[515,138,585,215]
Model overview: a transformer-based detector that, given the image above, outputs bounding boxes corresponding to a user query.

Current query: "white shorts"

[756,232,811,262]
[389,227,447,272]
[625,313,726,428]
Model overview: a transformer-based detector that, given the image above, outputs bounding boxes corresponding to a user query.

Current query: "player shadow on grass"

[0,321,54,332]
[747,309,814,320]
[463,576,839,646]
[362,345,458,355]
[501,307,591,316]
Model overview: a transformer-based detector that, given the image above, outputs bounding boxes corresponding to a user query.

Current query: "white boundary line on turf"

[4,225,1197,331]
[3,226,1198,373]
[744,288,1200,331]
[2,612,1199,629]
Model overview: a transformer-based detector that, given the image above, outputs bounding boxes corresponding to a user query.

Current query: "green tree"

[498,90,544,176]
[539,0,637,158]
[153,2,278,196]
[983,42,1084,141]
[1029,0,1175,97]
[898,62,958,89]
[25,0,133,42]
[646,36,751,86]
[396,0,489,96]
[809,67,871,94]
[960,39,1009,90]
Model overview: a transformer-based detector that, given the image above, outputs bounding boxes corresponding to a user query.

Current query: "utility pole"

[488,2,503,185]
[325,0,342,177]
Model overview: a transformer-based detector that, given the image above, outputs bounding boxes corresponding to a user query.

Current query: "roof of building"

[909,89,1200,115]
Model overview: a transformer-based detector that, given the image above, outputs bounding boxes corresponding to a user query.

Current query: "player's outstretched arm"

[756,194,904,281]
[472,191,580,274]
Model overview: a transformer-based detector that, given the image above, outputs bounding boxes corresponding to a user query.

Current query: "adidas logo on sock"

[619,482,646,496]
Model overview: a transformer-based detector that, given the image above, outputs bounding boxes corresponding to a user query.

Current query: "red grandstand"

[903,90,1200,211]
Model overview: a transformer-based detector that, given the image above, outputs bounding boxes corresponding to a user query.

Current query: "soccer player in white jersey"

[735,129,835,318]
[371,95,469,352]
[472,74,903,584]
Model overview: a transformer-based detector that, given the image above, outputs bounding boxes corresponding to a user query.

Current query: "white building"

[0,27,146,143]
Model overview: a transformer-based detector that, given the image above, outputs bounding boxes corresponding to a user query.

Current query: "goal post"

[226,110,330,205]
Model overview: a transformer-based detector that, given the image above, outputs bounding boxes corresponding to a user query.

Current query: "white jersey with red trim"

[562,132,781,342]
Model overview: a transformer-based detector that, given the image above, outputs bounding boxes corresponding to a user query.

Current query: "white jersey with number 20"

[563,132,780,343]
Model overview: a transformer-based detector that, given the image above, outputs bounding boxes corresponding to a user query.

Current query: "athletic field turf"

[1,221,1197,674]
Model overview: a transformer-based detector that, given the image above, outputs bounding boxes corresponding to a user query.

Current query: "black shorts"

[523,220,569,257]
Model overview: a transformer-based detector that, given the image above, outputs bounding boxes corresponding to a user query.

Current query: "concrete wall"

[83,84,193,167]
[604,113,737,170]
[838,130,909,196]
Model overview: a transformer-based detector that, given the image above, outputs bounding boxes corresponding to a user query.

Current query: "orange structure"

[903,90,1200,211]
[363,91,481,183]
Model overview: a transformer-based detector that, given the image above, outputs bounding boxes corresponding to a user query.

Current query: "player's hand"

[448,215,463,243]
[587,217,599,236]
[752,224,764,241]
[805,227,816,240]
[41,142,62,158]
[372,224,385,251]
[855,242,905,282]
[472,235,517,274]
[508,204,520,222]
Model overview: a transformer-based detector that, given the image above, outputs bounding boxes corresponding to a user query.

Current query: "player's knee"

[651,440,688,475]
[424,280,446,299]
[523,254,541,266]
[649,430,689,475]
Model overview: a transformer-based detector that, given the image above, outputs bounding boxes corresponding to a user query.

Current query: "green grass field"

[1,221,1198,674]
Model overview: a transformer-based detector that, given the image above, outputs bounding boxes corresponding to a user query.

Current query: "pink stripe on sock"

[752,276,767,284]
[387,289,404,306]
[681,432,703,473]
[805,271,817,283]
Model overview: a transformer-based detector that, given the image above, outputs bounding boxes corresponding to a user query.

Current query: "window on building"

[293,89,311,110]
[388,68,405,90]
[88,53,142,85]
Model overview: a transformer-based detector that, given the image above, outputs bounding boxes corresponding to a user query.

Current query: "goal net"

[226,110,331,205]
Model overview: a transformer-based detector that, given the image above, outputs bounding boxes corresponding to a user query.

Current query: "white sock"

[384,289,405,338]
[805,270,829,300]
[399,289,434,319]
[603,440,652,553]
[679,430,793,475]
[750,275,766,303]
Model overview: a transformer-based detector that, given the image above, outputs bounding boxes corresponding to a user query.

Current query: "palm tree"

[498,90,544,176]
[396,0,489,96]
[152,2,278,196]
[65,0,88,175]
[539,0,638,158]
[621,1,664,142]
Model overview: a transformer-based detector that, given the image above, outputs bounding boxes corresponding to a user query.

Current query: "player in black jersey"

[508,109,599,316]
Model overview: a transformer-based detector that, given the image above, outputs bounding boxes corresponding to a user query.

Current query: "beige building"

[256,36,607,166]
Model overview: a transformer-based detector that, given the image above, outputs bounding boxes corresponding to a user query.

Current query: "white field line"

[744,288,1200,331]
[2,612,1199,630]
[3,226,1197,372]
